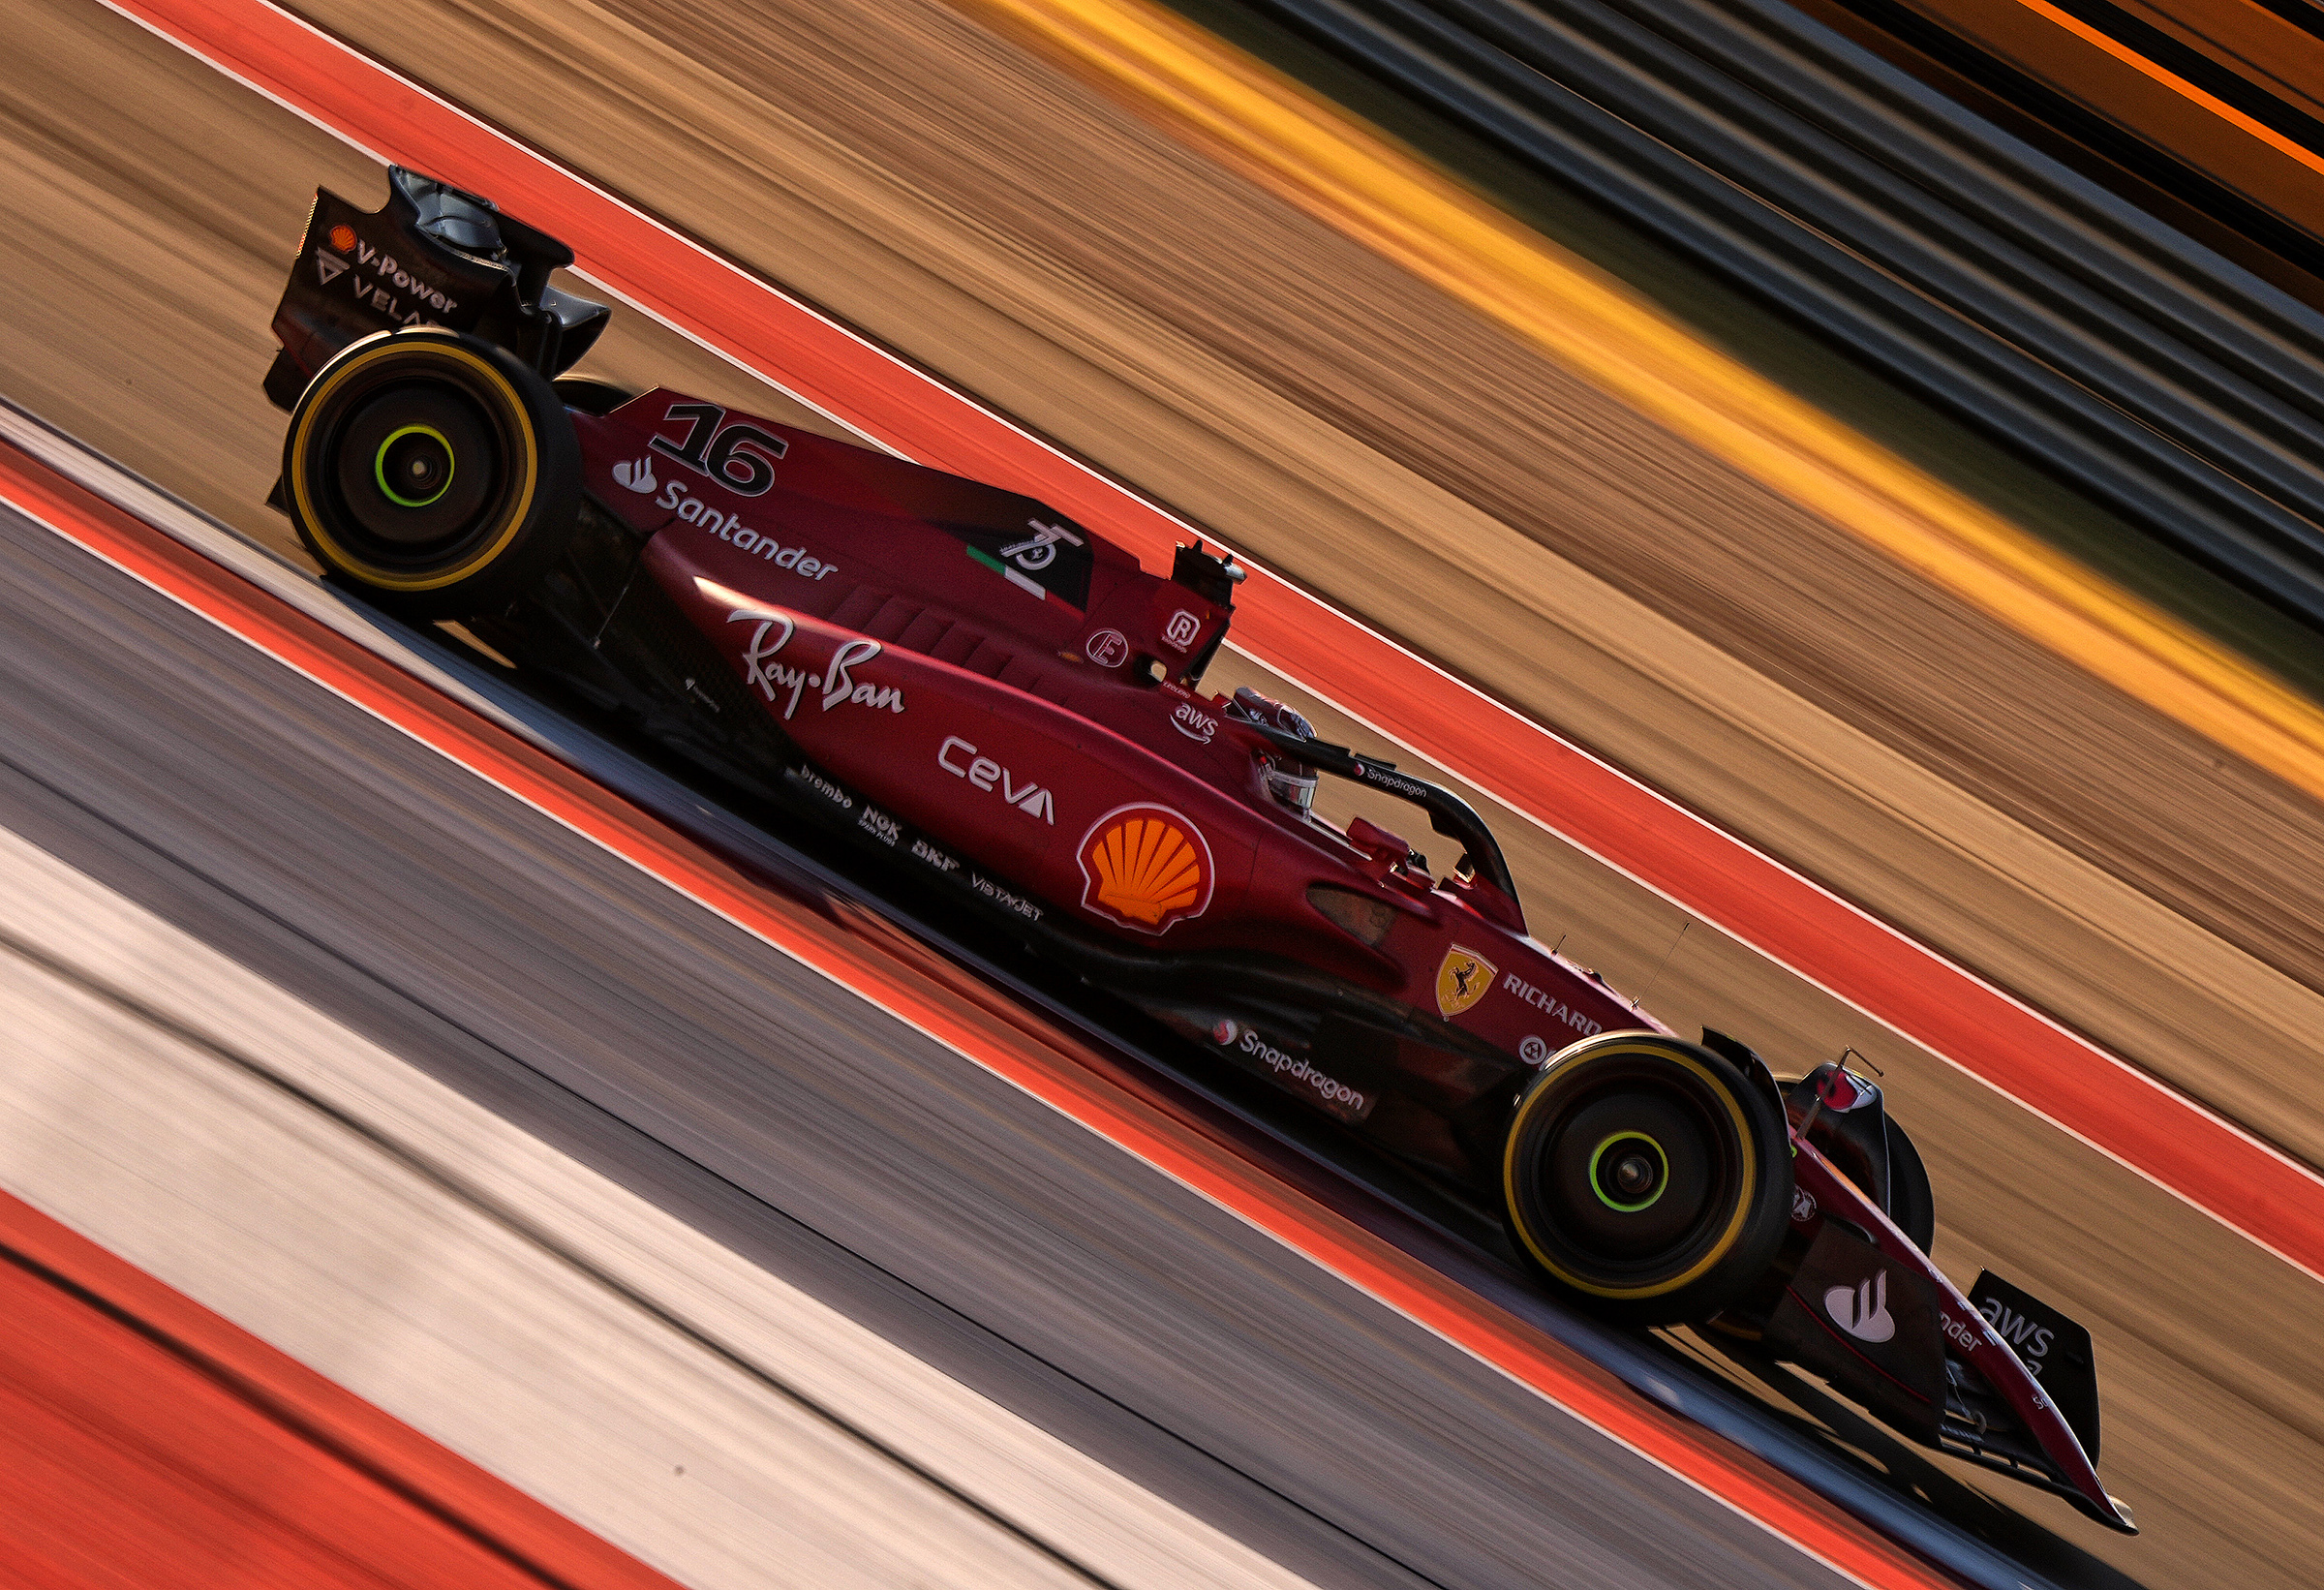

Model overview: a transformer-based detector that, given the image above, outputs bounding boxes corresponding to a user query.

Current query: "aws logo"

[1171,701,1219,744]
[1077,805,1212,933]
[1980,1297,2056,1368]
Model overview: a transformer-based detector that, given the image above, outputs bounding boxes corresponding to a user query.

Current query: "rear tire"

[1502,1032,1792,1326]
[283,327,580,619]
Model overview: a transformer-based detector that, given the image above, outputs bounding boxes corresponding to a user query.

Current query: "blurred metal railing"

[1239,0,2324,628]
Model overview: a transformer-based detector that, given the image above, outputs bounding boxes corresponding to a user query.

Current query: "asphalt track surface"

[2,0,2322,1584]
[0,484,1890,1590]
[0,807,1329,1590]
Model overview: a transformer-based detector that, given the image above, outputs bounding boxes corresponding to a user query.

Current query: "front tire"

[283,327,580,619]
[1502,1032,1792,1326]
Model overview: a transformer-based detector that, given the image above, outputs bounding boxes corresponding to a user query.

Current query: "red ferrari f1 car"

[261,168,2134,1534]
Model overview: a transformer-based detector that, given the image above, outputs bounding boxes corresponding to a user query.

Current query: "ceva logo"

[1824,1269,1897,1343]
[612,457,657,493]
[937,736,1055,824]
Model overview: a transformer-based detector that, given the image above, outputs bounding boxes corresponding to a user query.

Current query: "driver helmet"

[1230,686,1321,812]
[1264,757,1319,812]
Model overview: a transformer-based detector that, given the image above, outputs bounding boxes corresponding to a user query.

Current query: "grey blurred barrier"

[1238,0,2324,629]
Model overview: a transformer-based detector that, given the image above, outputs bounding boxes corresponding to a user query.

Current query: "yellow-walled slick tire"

[282,328,580,619]
[1502,1032,1792,1327]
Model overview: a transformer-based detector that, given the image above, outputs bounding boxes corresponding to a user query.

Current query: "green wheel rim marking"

[1587,1131,1669,1212]
[375,424,453,507]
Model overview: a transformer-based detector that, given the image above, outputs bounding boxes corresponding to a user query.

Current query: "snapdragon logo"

[1239,1029,1366,1113]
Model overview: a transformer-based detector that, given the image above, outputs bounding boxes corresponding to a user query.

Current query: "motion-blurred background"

[2,0,2321,1587]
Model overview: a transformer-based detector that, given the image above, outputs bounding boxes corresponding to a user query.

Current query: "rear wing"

[264,167,610,410]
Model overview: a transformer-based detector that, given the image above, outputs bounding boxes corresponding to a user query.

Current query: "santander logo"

[612,457,657,493]
[1824,1269,1897,1343]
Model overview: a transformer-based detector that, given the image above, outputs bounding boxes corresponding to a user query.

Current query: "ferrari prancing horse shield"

[1435,944,1498,1018]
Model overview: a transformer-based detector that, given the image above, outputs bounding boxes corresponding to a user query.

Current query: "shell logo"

[1077,804,1213,933]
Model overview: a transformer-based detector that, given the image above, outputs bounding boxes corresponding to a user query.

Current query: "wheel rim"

[328,381,502,553]
[1588,1130,1669,1212]
[374,423,455,508]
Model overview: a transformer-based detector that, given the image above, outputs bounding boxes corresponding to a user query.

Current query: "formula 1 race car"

[261,168,2134,1534]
